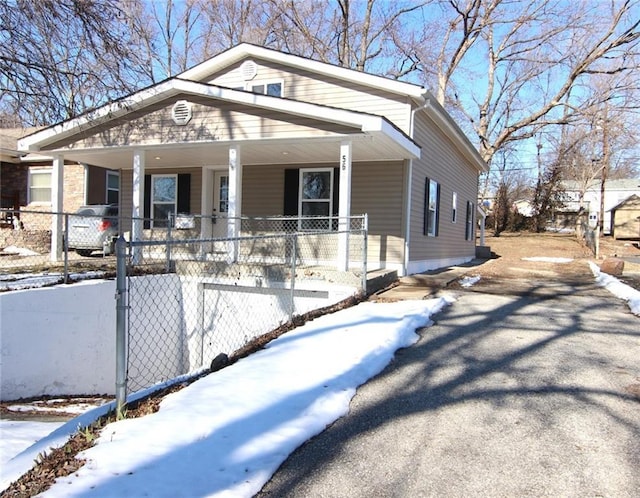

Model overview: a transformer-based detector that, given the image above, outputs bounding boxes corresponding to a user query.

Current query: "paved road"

[258,277,640,497]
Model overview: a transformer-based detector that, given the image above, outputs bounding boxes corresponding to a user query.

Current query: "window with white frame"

[465,201,474,240]
[106,171,119,204]
[299,168,333,230]
[424,178,440,236]
[29,169,52,203]
[452,192,458,223]
[151,174,177,227]
[250,81,283,97]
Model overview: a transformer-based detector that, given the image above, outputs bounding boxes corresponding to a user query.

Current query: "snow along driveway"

[2,298,452,497]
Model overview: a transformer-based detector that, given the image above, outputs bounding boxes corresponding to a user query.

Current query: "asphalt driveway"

[258,274,640,497]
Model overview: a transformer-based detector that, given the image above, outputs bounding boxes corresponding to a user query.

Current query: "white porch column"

[50,154,64,261]
[132,149,145,264]
[227,145,242,261]
[337,141,352,271]
[201,167,214,240]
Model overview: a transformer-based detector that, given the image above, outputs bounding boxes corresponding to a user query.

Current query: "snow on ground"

[3,261,637,496]
[589,261,640,315]
[459,275,481,288]
[1,297,453,496]
[0,420,65,468]
[1,246,40,257]
[0,271,106,291]
[522,257,574,263]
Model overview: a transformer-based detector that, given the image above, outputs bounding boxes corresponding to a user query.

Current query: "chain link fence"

[114,215,367,407]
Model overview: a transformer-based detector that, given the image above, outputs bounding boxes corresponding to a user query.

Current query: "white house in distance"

[562,179,640,234]
[17,43,487,276]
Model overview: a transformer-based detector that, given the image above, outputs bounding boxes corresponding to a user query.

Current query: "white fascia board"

[181,43,426,99]
[422,95,487,173]
[18,80,180,152]
[362,119,421,159]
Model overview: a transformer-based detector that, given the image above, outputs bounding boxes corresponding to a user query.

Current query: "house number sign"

[341,154,348,171]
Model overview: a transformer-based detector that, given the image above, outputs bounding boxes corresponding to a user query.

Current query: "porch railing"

[0,209,367,291]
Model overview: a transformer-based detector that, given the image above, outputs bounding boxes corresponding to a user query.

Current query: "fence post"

[361,214,368,294]
[63,213,69,284]
[166,213,173,272]
[290,233,297,320]
[115,236,128,419]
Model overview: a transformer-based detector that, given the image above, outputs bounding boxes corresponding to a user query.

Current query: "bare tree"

[400,0,640,169]
[0,0,145,125]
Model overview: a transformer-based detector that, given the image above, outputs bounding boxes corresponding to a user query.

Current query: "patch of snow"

[1,246,40,256]
[522,257,574,263]
[589,261,640,316]
[459,275,481,288]
[0,421,64,468]
[2,298,452,497]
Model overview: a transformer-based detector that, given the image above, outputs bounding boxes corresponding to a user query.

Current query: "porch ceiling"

[47,133,416,170]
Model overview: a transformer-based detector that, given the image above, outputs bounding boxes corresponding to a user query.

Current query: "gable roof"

[611,194,640,211]
[181,43,427,100]
[18,79,420,159]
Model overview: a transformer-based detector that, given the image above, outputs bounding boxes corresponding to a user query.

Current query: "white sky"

[1,265,638,496]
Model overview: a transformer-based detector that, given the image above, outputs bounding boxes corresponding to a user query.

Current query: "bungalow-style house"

[1,127,119,230]
[17,43,486,276]
[561,179,640,234]
[610,194,640,240]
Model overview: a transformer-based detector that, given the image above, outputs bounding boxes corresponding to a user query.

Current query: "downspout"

[404,95,431,276]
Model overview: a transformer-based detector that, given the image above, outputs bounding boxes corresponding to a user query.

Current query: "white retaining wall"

[1,275,357,401]
[0,280,117,400]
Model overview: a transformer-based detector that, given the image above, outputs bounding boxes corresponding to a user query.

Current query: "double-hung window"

[452,192,458,223]
[151,174,177,227]
[106,171,119,204]
[424,178,440,236]
[299,168,333,230]
[29,169,52,203]
[465,201,474,240]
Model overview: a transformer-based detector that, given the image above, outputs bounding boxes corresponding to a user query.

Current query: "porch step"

[366,269,398,295]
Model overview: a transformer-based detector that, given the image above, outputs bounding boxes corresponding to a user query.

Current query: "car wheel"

[76,249,94,257]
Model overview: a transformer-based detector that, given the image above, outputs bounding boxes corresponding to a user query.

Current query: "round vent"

[171,100,192,125]
[240,60,258,81]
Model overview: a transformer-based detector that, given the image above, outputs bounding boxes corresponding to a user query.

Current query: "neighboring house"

[1,128,120,230]
[561,179,640,234]
[610,194,640,240]
[17,43,487,275]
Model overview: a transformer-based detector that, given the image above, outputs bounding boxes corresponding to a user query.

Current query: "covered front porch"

[18,79,420,274]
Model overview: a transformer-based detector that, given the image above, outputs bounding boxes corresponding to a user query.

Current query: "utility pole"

[598,107,609,234]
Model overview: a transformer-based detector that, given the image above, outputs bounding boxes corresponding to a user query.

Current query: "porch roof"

[17,79,420,169]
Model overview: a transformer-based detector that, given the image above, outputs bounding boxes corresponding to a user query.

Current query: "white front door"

[212,171,229,238]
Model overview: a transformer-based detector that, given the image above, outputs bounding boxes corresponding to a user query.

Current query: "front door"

[212,171,229,238]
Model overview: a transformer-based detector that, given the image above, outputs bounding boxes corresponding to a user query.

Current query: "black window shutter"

[283,169,299,216]
[423,177,430,235]
[435,182,441,236]
[177,174,191,213]
[143,174,151,229]
[332,167,340,216]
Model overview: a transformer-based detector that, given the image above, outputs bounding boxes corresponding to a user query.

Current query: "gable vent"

[240,60,258,81]
[172,100,192,125]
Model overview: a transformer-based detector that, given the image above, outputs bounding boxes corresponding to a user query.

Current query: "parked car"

[67,205,119,257]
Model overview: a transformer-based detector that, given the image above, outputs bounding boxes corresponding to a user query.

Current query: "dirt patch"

[456,232,640,293]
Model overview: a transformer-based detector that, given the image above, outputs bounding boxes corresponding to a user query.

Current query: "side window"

[106,171,119,204]
[466,201,474,241]
[28,169,52,203]
[424,178,440,236]
[452,192,458,223]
